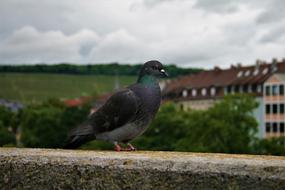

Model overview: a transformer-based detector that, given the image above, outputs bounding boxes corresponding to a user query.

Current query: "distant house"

[63,96,93,107]
[63,93,112,115]
[163,58,285,139]
[264,74,285,139]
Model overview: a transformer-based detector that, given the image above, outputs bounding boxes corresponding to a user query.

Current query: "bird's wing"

[89,89,139,133]
[64,89,139,149]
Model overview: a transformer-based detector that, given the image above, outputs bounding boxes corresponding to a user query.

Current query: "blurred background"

[0,0,284,155]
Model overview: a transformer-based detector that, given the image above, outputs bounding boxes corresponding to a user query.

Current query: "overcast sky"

[0,0,284,68]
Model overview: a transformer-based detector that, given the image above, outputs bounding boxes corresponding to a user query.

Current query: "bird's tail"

[63,121,95,149]
[63,135,93,149]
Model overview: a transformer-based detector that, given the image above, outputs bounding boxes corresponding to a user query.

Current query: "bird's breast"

[134,85,161,118]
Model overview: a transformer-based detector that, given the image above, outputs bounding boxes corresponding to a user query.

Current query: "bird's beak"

[160,69,168,77]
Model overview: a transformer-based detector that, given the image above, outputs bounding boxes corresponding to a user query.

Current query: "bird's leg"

[125,143,136,151]
[114,142,122,151]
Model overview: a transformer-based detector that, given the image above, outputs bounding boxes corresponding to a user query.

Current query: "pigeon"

[63,60,168,151]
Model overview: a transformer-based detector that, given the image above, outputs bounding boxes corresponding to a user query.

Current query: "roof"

[163,59,285,94]
[63,96,93,107]
[273,74,285,82]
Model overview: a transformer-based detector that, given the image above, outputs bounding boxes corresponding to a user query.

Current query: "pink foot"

[114,143,122,151]
[125,143,136,151]
[113,142,136,151]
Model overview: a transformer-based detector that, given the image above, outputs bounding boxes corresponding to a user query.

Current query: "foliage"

[175,94,259,153]
[133,103,189,150]
[1,93,284,156]
[254,137,285,156]
[134,94,259,154]
[0,106,16,146]
[0,63,202,77]
[20,99,90,148]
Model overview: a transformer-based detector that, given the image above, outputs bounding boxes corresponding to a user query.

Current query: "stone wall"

[0,148,285,189]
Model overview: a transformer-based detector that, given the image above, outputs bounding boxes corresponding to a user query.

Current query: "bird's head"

[139,60,168,79]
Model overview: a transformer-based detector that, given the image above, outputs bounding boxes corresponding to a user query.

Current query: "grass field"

[0,73,136,103]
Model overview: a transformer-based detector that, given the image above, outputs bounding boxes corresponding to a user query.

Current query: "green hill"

[0,73,135,104]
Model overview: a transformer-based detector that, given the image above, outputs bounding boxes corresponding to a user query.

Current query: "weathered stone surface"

[0,148,285,190]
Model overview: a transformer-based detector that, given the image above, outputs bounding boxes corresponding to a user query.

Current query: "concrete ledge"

[0,148,285,190]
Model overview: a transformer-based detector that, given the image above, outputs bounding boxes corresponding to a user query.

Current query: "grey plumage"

[63,60,167,150]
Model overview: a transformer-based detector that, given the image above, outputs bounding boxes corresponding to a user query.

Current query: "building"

[163,59,285,138]
[264,74,285,139]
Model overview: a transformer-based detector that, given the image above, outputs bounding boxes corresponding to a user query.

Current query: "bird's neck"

[137,75,158,86]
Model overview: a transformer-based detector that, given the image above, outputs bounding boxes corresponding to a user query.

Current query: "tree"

[175,94,259,153]
[20,99,90,148]
[0,106,16,146]
[133,103,189,150]
[254,137,285,156]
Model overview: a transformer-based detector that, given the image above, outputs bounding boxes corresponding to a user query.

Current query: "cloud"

[194,0,240,14]
[256,0,285,24]
[0,0,284,68]
[0,26,99,63]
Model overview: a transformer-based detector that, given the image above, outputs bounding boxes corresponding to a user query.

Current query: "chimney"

[255,59,261,70]
[214,66,221,71]
[237,63,242,68]
[271,58,278,73]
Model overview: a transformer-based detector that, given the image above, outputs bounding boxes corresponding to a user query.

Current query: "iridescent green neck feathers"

[137,75,158,86]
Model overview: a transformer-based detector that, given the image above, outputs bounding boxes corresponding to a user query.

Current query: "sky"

[0,0,284,68]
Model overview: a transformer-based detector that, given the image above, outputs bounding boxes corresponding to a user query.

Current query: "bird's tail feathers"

[63,135,93,149]
[63,121,95,149]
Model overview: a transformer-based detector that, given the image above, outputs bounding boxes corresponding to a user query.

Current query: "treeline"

[0,63,202,77]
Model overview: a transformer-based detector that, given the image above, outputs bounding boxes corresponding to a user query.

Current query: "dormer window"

[263,68,269,75]
[253,69,259,76]
[245,70,250,76]
[182,90,188,97]
[202,88,207,96]
[211,87,216,96]
[192,89,197,97]
[237,71,243,77]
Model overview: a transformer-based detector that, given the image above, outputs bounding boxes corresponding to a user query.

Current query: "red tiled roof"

[63,96,93,107]
[63,93,113,108]
[163,60,285,95]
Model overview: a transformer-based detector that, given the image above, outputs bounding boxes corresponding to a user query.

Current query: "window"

[265,86,270,96]
[280,84,284,95]
[231,86,235,94]
[237,71,243,77]
[280,104,285,114]
[253,69,259,76]
[234,85,239,93]
[266,104,271,114]
[262,68,268,75]
[192,89,197,97]
[243,85,248,93]
[245,70,250,76]
[227,86,231,93]
[210,87,216,96]
[272,85,278,95]
[201,88,207,96]
[182,90,188,97]
[252,84,257,92]
[266,122,271,132]
[273,104,278,114]
[273,122,278,133]
[280,122,284,133]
